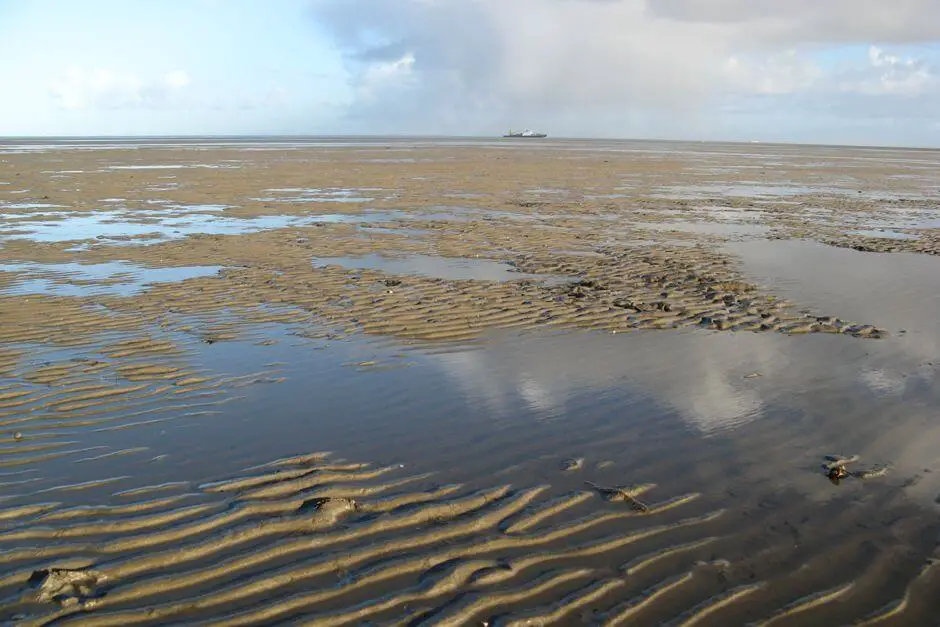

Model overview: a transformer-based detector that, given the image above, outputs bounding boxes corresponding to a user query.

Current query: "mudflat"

[1,137,939,625]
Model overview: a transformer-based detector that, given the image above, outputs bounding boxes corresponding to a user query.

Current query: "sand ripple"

[0,451,933,625]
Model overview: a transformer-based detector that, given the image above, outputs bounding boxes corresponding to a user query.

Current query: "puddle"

[106,165,188,170]
[443,193,488,199]
[105,164,241,170]
[254,188,385,203]
[0,210,406,245]
[863,216,940,231]
[656,183,932,203]
[697,206,767,222]
[641,221,770,236]
[313,254,565,283]
[525,188,569,195]
[1,262,224,296]
[654,184,820,199]
[1,203,66,210]
[13,307,940,517]
[585,193,632,200]
[145,202,229,213]
[0,211,69,220]
[726,239,940,337]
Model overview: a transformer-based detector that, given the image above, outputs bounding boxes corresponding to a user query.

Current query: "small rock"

[300,497,357,528]
[28,568,107,607]
[561,457,584,472]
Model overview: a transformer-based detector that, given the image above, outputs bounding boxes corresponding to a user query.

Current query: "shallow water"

[726,239,940,337]
[653,183,824,199]
[865,215,940,230]
[0,203,65,210]
[0,262,224,297]
[104,163,241,170]
[851,229,919,240]
[4,311,938,623]
[0,209,407,245]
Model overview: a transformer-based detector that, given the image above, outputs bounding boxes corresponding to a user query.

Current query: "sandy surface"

[1,138,940,624]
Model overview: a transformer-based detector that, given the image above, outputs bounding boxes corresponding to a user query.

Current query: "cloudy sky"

[2,0,940,145]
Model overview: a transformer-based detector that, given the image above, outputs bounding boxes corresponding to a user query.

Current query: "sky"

[2,0,940,146]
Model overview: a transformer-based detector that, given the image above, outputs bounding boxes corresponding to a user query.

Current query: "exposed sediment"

[2,140,940,624]
[0,450,936,625]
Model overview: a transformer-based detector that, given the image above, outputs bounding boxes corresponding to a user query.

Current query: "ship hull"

[502,134,547,138]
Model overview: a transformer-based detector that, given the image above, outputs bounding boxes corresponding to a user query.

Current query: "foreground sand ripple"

[0,451,934,625]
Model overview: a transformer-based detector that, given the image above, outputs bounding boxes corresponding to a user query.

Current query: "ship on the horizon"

[503,128,547,138]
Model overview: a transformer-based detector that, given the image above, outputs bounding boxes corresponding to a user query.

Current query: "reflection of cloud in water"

[433,330,785,435]
[859,369,907,395]
[432,327,940,507]
[686,367,763,433]
[517,378,566,419]
[435,350,517,416]
[432,239,940,505]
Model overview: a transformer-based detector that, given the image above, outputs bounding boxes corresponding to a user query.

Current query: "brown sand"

[1,447,937,625]
[5,141,926,346]
[2,138,940,624]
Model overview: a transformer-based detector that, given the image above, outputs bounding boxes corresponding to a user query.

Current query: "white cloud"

[48,67,192,110]
[163,70,191,90]
[722,45,937,98]
[837,46,935,96]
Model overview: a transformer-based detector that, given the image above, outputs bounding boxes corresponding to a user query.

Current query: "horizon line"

[0,133,936,152]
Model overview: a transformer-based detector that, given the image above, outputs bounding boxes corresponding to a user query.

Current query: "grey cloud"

[646,0,940,44]
[309,0,940,143]
[310,0,728,134]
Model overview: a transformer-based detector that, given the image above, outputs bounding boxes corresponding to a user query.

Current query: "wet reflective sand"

[1,137,939,625]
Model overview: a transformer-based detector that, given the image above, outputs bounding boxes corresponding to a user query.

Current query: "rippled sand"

[1,137,940,624]
[4,447,938,626]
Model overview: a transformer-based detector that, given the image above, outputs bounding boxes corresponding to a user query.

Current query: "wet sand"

[1,137,940,624]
